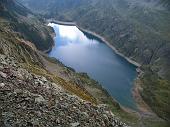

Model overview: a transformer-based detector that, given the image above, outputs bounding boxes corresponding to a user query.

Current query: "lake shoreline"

[48,19,141,67]
[46,19,152,115]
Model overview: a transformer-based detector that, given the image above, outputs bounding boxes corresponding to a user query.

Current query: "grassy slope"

[140,66,170,121]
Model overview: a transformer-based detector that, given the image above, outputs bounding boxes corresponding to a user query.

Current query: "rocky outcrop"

[0,54,129,126]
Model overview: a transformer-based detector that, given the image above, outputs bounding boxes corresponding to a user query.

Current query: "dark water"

[48,23,137,110]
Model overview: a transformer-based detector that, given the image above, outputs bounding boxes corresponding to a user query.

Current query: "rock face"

[0,54,129,127]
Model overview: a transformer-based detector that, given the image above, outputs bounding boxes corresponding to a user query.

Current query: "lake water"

[48,23,137,110]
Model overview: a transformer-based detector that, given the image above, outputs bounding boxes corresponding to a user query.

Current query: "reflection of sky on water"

[48,23,98,46]
[48,23,137,110]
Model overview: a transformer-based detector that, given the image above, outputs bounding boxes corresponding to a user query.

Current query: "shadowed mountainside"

[0,0,54,51]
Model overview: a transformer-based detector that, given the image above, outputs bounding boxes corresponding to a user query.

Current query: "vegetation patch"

[140,67,170,121]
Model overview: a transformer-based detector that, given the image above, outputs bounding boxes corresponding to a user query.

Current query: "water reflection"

[48,23,137,110]
[48,23,98,46]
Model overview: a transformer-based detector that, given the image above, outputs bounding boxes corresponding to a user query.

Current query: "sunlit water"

[48,23,137,110]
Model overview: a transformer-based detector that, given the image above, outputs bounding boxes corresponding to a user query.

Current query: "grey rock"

[0,71,7,78]
[0,82,5,87]
[70,122,80,127]
[35,95,46,104]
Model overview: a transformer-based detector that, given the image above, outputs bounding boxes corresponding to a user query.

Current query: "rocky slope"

[18,0,170,121]
[0,54,129,127]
